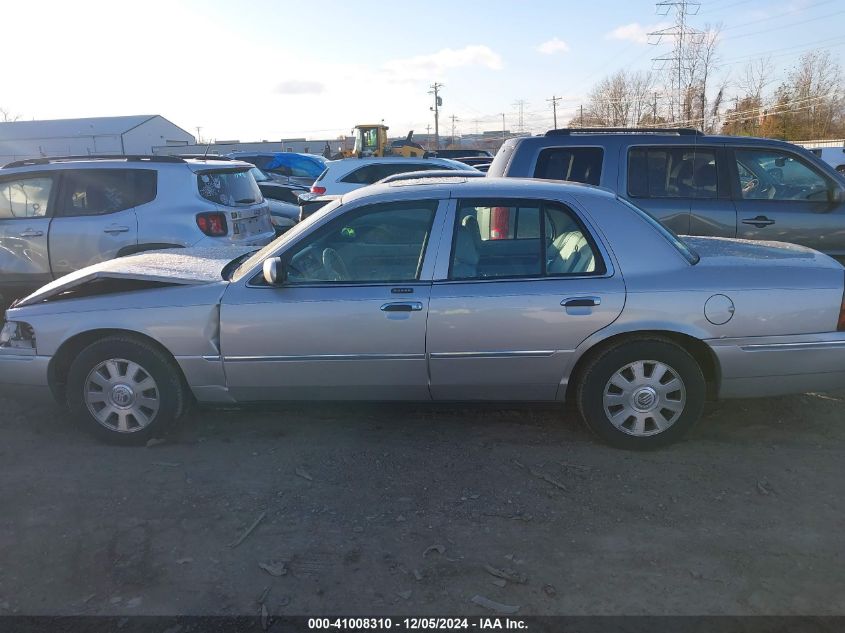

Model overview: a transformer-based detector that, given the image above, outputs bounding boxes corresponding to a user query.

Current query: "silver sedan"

[1,177,844,449]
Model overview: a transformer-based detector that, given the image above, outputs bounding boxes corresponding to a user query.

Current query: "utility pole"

[450,114,460,145]
[473,118,480,135]
[547,95,561,129]
[501,113,506,143]
[195,126,203,144]
[648,1,702,124]
[425,124,431,150]
[579,105,584,127]
[429,83,443,150]
[653,92,659,125]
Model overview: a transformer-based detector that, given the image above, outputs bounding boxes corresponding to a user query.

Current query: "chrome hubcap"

[602,360,686,436]
[85,359,160,433]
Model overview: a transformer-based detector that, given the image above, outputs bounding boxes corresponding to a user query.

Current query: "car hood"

[684,236,844,270]
[14,247,253,307]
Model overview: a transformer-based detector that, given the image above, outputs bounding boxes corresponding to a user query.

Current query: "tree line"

[571,27,844,141]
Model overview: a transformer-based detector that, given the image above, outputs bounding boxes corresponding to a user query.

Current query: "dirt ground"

[0,385,843,617]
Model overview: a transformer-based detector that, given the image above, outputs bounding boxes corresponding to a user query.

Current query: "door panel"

[48,169,139,275]
[427,278,625,400]
[221,283,432,401]
[0,174,55,290]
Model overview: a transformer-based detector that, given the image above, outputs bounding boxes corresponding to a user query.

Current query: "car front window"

[230,198,343,281]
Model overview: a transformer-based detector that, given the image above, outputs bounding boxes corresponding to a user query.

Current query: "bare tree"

[0,107,21,122]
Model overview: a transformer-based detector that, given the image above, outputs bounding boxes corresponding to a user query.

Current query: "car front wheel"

[66,336,186,444]
[576,339,705,449]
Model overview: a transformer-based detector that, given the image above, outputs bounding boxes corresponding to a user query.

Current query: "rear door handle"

[381,301,423,312]
[562,296,601,308]
[741,216,775,228]
[18,229,44,237]
[104,225,130,235]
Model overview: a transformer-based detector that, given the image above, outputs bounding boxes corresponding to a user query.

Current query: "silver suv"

[0,155,275,305]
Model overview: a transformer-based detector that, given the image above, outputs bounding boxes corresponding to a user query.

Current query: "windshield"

[197,169,264,206]
[231,198,344,281]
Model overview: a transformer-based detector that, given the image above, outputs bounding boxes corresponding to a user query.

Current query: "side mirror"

[262,257,286,286]
[832,188,845,203]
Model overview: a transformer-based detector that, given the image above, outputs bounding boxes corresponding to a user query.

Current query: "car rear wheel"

[66,336,186,444]
[576,339,705,449]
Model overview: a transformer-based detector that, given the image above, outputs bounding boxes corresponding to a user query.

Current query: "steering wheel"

[322,247,350,281]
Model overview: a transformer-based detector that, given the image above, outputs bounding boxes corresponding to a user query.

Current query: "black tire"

[66,336,186,445]
[576,338,705,450]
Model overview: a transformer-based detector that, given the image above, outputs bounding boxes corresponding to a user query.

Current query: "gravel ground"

[0,385,843,617]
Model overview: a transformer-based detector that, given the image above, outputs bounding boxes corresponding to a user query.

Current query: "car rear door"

[0,172,56,294]
[625,144,733,237]
[48,169,141,275]
[729,146,845,261]
[220,197,447,401]
[426,196,625,401]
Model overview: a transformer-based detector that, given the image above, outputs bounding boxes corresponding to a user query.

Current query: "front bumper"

[0,349,50,386]
[708,333,845,398]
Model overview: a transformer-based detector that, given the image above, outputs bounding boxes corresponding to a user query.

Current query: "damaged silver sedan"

[2,177,845,449]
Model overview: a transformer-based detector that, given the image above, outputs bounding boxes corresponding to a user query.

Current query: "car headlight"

[0,321,35,349]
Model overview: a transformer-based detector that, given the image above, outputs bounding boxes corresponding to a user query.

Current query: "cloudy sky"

[0,0,842,141]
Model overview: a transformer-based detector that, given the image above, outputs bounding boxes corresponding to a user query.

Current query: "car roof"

[341,175,616,204]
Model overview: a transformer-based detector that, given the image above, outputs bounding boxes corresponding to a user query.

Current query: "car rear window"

[534,147,603,185]
[197,169,263,206]
[627,146,718,199]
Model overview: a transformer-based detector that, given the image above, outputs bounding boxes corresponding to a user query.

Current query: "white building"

[0,115,195,164]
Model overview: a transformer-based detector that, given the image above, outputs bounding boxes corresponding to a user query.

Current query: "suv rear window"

[197,170,263,206]
[534,147,603,185]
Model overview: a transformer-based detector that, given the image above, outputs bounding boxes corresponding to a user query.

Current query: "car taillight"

[196,212,228,237]
[838,286,845,331]
[490,206,510,240]
[311,185,326,195]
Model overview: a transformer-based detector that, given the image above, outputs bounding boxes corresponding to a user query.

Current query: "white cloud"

[536,37,570,55]
[275,80,325,95]
[606,22,670,45]
[382,45,503,81]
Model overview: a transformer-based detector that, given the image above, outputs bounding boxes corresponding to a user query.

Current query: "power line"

[721,0,835,31]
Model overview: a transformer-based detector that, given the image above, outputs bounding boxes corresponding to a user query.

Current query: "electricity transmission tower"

[648,0,703,124]
[513,100,527,134]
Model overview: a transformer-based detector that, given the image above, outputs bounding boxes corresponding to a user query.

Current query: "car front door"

[426,197,625,401]
[0,172,55,298]
[48,169,140,275]
[220,198,446,401]
[730,147,845,261]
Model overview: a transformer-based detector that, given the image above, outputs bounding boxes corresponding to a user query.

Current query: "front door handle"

[104,225,130,235]
[741,216,775,228]
[562,296,601,308]
[381,301,423,312]
[18,229,44,238]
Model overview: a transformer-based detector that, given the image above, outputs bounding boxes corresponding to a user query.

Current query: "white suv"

[310,157,475,196]
[0,155,275,305]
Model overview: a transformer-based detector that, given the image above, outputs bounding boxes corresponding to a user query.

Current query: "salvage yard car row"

[1,130,844,449]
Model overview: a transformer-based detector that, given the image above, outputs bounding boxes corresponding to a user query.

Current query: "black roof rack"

[544,127,703,136]
[2,154,187,169]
